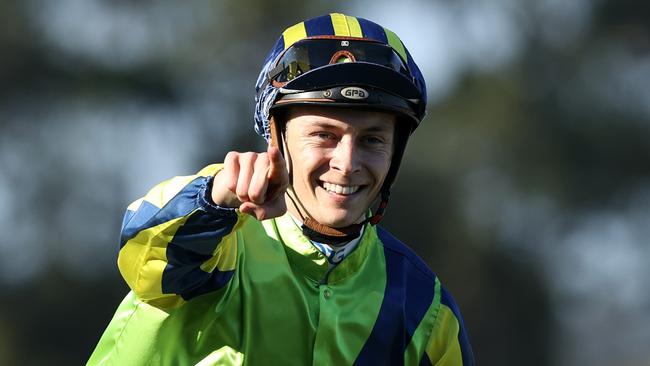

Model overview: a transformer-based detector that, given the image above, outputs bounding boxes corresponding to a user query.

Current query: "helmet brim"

[282,62,422,100]
[271,86,421,128]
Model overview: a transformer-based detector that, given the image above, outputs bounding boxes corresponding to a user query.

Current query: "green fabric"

[90,214,394,365]
[404,277,442,365]
[87,292,171,365]
[88,183,469,365]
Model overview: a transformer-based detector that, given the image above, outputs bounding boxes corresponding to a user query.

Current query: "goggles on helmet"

[268,38,411,86]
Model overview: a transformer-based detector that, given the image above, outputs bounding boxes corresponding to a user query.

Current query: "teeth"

[322,182,360,195]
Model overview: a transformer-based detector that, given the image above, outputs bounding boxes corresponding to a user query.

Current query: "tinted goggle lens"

[269,39,409,83]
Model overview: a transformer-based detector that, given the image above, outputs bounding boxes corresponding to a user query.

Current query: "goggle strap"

[267,63,287,84]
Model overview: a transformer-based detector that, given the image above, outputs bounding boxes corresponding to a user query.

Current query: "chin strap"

[293,189,390,246]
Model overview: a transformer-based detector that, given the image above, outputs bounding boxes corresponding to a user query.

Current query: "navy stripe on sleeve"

[419,352,432,366]
[441,286,475,366]
[162,243,235,300]
[120,200,161,248]
[120,177,209,248]
[161,208,238,299]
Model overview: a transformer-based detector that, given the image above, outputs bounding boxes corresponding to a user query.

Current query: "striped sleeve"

[421,286,475,365]
[117,164,242,309]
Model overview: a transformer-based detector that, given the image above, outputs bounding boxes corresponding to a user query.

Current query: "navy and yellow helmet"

[254,13,427,141]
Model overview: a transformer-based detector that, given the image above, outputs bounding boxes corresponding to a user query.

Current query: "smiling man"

[280,107,395,228]
[89,13,474,366]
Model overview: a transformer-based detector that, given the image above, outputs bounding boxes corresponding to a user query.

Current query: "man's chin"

[315,210,365,228]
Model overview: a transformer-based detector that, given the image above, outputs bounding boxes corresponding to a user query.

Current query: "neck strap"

[299,190,389,245]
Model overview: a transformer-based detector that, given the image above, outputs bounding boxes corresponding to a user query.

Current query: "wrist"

[211,169,242,208]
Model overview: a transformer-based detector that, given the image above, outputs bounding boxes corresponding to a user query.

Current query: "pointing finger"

[266,144,286,183]
[265,144,289,201]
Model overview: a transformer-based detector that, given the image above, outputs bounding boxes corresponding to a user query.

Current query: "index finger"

[266,144,286,182]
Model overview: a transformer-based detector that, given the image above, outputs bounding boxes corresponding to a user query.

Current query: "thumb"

[239,199,286,221]
[239,202,266,220]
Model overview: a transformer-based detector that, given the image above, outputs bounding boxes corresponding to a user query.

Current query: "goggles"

[268,38,411,85]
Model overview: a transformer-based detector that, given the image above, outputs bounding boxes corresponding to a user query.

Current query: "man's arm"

[118,164,240,309]
[118,145,289,309]
[422,286,475,366]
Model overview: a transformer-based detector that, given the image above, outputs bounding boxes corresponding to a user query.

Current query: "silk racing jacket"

[88,165,474,366]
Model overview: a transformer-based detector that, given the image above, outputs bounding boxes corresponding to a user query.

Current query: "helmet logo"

[341,87,368,100]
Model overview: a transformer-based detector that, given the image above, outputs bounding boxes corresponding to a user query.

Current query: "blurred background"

[1,0,649,365]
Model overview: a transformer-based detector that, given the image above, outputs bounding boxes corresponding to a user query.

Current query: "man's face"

[283,106,396,228]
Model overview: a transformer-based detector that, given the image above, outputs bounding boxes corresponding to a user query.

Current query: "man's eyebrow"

[303,120,393,133]
[362,124,393,133]
[305,121,339,129]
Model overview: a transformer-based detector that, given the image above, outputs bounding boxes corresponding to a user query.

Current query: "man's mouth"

[321,181,361,195]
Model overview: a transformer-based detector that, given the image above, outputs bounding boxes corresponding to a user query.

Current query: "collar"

[268,212,376,283]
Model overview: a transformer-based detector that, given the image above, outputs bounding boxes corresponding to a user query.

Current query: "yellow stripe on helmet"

[345,15,363,37]
[384,27,408,62]
[330,13,350,36]
[282,21,307,50]
[330,13,363,38]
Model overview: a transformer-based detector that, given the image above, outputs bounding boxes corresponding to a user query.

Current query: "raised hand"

[211,145,289,220]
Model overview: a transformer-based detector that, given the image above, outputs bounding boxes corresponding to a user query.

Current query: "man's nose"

[330,138,361,175]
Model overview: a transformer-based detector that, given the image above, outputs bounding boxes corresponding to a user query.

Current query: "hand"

[212,145,289,220]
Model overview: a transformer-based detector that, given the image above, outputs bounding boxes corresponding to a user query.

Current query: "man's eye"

[364,136,385,145]
[314,132,335,140]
